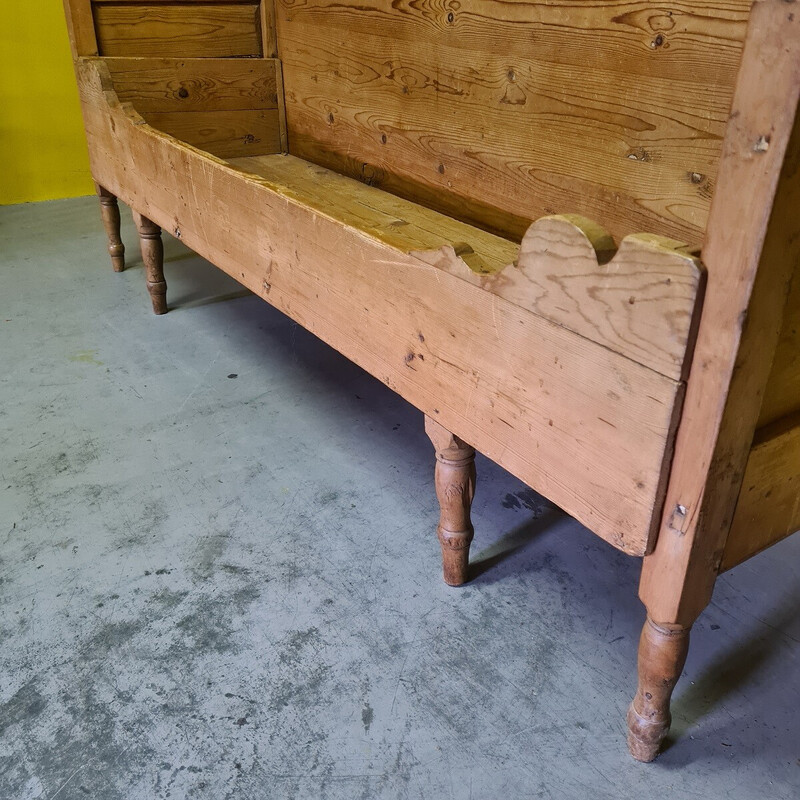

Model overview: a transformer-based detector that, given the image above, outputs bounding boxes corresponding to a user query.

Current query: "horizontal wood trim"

[104,57,279,112]
[231,156,704,381]
[94,3,262,58]
[723,415,800,570]
[77,57,690,555]
[141,108,282,158]
[278,0,751,246]
[229,153,520,270]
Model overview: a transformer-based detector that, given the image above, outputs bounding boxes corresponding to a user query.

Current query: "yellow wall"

[0,2,94,205]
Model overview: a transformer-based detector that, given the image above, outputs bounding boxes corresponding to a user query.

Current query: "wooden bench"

[62,0,800,761]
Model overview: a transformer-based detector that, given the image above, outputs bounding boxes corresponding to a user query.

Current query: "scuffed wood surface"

[75,57,692,555]
[639,0,800,625]
[277,0,751,246]
[231,156,704,380]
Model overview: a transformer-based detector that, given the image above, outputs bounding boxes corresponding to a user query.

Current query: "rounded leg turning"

[133,212,167,315]
[97,186,125,272]
[424,415,476,586]
[627,616,691,762]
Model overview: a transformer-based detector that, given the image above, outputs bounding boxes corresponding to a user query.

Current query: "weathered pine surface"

[277,0,752,245]
[77,58,698,556]
[232,155,703,381]
[107,58,283,158]
[94,2,263,58]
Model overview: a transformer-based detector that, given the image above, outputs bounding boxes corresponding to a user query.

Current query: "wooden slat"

[94,3,262,58]
[722,417,800,570]
[141,109,281,158]
[229,153,519,269]
[104,58,279,113]
[232,157,704,380]
[76,57,692,556]
[277,0,751,246]
[259,0,278,58]
[756,264,800,427]
[639,1,800,625]
[63,0,98,58]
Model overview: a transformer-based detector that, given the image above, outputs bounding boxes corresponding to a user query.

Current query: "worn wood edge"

[76,56,685,556]
[722,411,800,571]
[62,0,98,58]
[412,214,705,381]
[639,0,800,625]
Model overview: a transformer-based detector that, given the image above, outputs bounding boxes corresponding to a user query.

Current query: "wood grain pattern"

[76,57,691,555]
[231,157,703,379]
[415,215,704,381]
[639,0,800,626]
[722,417,800,571]
[94,3,262,58]
[277,0,751,245]
[105,57,279,113]
[142,109,282,158]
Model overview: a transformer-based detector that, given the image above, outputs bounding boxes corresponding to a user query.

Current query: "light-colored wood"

[94,3,262,58]
[229,153,518,272]
[62,0,97,58]
[757,267,800,427]
[722,417,800,571]
[140,109,282,159]
[414,215,704,381]
[627,618,691,762]
[97,185,125,271]
[76,57,693,557]
[277,0,751,246]
[425,416,476,587]
[639,1,800,626]
[133,212,167,315]
[231,157,704,381]
[259,0,278,58]
[104,57,279,113]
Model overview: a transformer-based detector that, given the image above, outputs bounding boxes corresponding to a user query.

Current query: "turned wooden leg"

[424,415,476,586]
[97,186,125,272]
[133,211,167,315]
[627,616,691,762]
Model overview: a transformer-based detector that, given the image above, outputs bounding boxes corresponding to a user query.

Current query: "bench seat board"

[77,57,690,556]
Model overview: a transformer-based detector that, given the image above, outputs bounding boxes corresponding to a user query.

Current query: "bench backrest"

[277,0,753,247]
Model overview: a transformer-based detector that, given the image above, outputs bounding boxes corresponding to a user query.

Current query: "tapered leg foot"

[627,617,691,762]
[97,186,125,272]
[424,415,476,586]
[133,212,167,315]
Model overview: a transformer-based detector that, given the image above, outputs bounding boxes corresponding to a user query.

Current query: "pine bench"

[62,0,800,761]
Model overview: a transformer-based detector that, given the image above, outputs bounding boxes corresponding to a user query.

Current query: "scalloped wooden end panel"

[413,214,705,381]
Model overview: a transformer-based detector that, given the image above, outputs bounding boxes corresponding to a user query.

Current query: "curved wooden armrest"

[413,214,705,381]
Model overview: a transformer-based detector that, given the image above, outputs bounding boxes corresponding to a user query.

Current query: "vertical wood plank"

[639,0,800,625]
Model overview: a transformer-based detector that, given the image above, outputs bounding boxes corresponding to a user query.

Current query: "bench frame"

[62,0,800,761]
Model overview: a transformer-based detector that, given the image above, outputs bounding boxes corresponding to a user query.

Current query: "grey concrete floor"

[1,196,799,800]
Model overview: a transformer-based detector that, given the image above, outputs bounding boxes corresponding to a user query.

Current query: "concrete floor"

[1,196,799,800]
